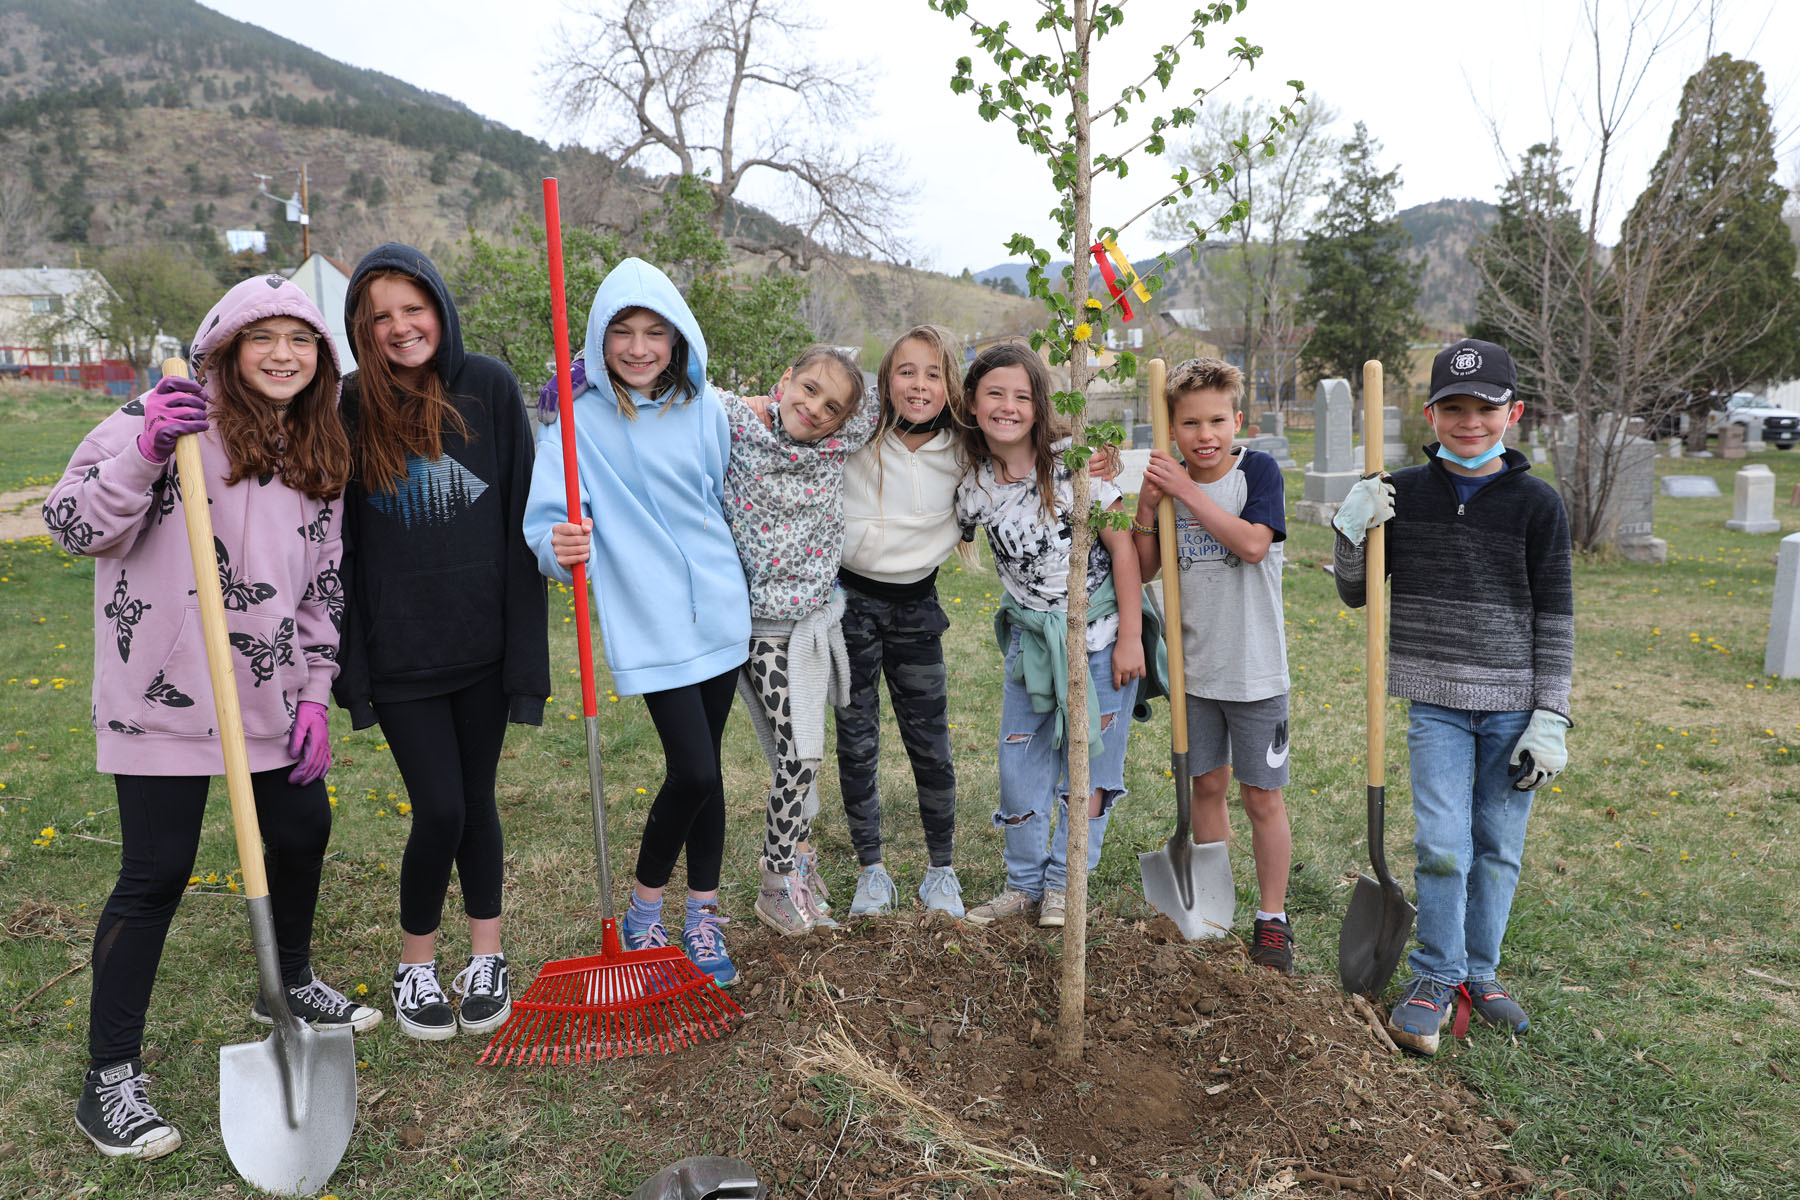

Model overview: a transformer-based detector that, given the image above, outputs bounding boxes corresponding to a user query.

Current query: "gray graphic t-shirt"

[1174,448,1289,701]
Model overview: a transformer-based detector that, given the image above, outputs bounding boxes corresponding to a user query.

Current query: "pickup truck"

[1710,393,1800,449]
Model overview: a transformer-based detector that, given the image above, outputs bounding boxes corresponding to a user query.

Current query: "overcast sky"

[200,0,1800,274]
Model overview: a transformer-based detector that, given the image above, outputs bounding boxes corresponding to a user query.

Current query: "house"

[285,253,357,373]
[0,267,142,395]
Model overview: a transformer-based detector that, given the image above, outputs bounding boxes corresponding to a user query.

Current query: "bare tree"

[545,0,909,268]
[1470,0,1800,552]
[0,170,48,262]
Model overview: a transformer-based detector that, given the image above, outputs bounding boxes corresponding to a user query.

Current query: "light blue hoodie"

[524,258,750,695]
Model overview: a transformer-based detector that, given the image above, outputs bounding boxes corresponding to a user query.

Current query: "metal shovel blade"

[1336,872,1416,997]
[1139,836,1234,941]
[219,1019,355,1196]
[628,1155,766,1200]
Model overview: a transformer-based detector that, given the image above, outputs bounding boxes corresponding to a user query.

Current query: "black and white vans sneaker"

[392,961,457,1041]
[250,968,383,1033]
[451,952,512,1036]
[76,1058,182,1160]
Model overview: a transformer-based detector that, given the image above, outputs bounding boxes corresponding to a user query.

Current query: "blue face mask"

[1435,440,1508,470]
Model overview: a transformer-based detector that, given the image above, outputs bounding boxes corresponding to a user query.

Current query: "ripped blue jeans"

[994,631,1138,897]
[1405,702,1534,985]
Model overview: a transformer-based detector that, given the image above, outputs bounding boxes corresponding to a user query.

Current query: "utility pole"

[300,164,309,260]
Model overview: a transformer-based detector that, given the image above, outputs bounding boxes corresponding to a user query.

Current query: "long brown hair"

[605,305,696,421]
[200,331,349,501]
[874,324,965,441]
[958,342,1058,523]
[348,269,470,493]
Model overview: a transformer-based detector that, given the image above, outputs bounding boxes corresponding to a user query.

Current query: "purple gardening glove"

[287,701,331,786]
[137,376,211,465]
[536,354,587,422]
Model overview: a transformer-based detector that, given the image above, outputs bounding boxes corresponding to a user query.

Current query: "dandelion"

[635,787,647,794]
[32,825,56,846]
[1072,323,1093,342]
[226,877,239,893]
[397,801,412,816]
[354,984,368,997]
[205,871,219,884]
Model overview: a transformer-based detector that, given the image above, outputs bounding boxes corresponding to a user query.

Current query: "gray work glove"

[1509,709,1570,792]
[1331,472,1395,545]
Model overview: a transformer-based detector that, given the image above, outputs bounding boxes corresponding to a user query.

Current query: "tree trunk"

[1054,3,1095,1069]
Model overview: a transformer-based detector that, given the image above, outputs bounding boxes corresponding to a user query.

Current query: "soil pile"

[607,914,1527,1198]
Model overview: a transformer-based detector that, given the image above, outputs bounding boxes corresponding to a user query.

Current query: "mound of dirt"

[598,915,1525,1198]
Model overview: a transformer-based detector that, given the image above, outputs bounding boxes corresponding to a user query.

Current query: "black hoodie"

[332,243,548,727]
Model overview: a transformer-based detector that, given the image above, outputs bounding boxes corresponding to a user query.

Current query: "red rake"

[480,178,742,1066]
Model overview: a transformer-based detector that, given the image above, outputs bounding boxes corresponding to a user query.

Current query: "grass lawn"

[2,398,1798,1198]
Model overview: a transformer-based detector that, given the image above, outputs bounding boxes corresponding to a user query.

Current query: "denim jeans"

[994,631,1138,896]
[1405,702,1534,985]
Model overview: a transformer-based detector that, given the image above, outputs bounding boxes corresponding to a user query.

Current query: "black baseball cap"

[1427,338,1517,407]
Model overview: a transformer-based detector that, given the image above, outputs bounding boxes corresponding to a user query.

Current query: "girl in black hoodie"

[335,244,548,1041]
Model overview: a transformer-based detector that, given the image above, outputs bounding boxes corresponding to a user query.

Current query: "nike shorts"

[1183,692,1290,790]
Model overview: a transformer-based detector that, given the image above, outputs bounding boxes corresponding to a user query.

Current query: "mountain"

[1397,198,1498,329]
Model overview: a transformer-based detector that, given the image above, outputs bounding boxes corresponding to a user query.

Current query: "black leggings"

[378,674,511,937]
[633,667,738,892]
[88,769,330,1069]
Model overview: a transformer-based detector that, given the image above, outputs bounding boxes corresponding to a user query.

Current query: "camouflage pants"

[835,587,957,868]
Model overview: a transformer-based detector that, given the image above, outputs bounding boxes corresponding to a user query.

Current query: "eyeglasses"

[244,330,320,353]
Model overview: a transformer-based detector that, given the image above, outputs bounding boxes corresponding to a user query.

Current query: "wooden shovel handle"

[165,358,270,902]
[1362,360,1386,788]
[1147,358,1186,753]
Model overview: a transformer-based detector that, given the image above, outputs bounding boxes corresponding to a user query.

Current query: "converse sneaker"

[1387,976,1457,1056]
[76,1059,181,1160]
[964,887,1039,926]
[391,962,457,1041]
[451,953,512,1036]
[848,862,899,917]
[1466,978,1530,1034]
[794,860,840,930]
[683,905,738,988]
[756,868,814,937]
[798,847,832,913]
[252,968,382,1033]
[918,865,966,918]
[1250,917,1295,975]
[1038,887,1068,928]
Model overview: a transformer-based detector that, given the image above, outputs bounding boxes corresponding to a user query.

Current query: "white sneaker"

[848,863,899,917]
[918,865,965,918]
[1039,887,1067,928]
[964,888,1039,926]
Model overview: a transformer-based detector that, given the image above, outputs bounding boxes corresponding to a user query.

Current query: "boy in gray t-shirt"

[1132,357,1295,973]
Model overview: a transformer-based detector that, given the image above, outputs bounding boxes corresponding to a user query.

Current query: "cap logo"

[1451,348,1482,375]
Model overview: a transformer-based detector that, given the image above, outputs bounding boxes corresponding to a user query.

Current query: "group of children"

[48,229,1570,1162]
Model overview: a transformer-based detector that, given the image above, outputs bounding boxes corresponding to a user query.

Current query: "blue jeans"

[1405,702,1534,985]
[994,632,1138,896]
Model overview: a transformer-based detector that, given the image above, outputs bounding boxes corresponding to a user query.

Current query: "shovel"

[166,358,356,1195]
[1137,356,1234,940]
[1336,358,1417,997]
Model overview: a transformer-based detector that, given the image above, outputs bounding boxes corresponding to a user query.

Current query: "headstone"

[1551,424,1667,564]
[1131,422,1155,450]
[1626,416,1646,438]
[1117,448,1151,496]
[1666,436,1683,459]
[1720,422,1747,460]
[1745,420,1766,452]
[1258,411,1285,437]
[1765,532,1800,677]
[1296,378,1359,525]
[1243,434,1298,470]
[1659,475,1721,498]
[1382,405,1405,465]
[1726,463,1781,533]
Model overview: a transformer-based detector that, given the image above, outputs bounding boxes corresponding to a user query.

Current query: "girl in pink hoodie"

[45,274,379,1162]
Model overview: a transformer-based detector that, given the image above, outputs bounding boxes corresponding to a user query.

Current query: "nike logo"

[1266,720,1290,769]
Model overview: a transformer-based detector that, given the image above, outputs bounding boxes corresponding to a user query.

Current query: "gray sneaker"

[755,868,813,936]
[1387,976,1457,1056]
[848,863,899,917]
[1038,887,1067,928]
[1466,978,1529,1034]
[918,865,965,918]
[964,888,1039,926]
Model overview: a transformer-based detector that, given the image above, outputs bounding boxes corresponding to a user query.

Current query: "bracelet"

[1130,514,1157,536]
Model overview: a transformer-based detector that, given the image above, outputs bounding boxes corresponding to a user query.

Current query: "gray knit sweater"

[1333,448,1574,718]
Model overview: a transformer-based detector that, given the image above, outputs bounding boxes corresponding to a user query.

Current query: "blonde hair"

[1166,356,1246,412]
[787,344,865,436]
[603,305,697,421]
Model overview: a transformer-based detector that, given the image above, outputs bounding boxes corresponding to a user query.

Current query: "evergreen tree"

[1297,123,1422,395]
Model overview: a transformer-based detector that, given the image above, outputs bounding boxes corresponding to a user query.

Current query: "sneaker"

[1250,917,1295,975]
[848,863,899,917]
[756,868,814,937]
[684,905,738,988]
[1387,976,1457,1056]
[798,848,832,913]
[451,953,512,1036]
[964,888,1039,927]
[794,859,840,931]
[76,1059,181,1160]
[622,918,671,952]
[918,865,965,918]
[252,968,382,1033]
[391,962,457,1041]
[1466,978,1530,1034]
[1039,887,1067,928]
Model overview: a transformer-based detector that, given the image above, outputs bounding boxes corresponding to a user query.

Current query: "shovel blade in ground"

[628,1156,766,1200]
[1139,837,1234,941]
[1336,872,1416,997]
[219,1022,356,1196]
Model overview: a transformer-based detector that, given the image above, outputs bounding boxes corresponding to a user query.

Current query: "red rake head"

[479,920,743,1065]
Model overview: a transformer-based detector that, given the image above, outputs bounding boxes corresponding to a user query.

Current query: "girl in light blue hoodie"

[524,258,750,986]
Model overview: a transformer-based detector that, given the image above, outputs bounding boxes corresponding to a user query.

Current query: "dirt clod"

[778,1106,821,1131]
[397,1125,426,1151]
